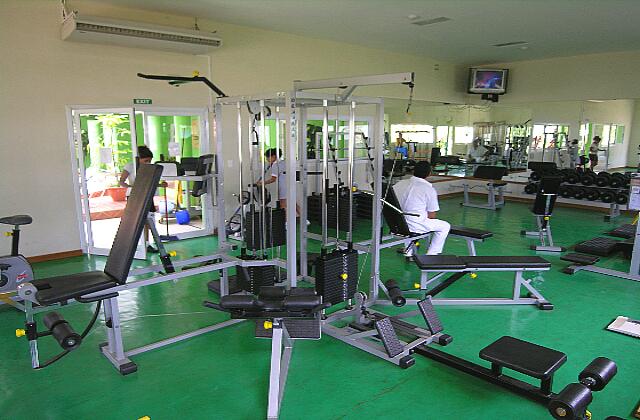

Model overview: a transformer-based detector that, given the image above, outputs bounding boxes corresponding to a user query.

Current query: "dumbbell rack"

[525,169,631,221]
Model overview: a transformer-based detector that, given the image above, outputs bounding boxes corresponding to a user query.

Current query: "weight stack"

[355,192,373,220]
[315,249,359,305]
[236,256,276,295]
[307,192,356,229]
[244,208,286,251]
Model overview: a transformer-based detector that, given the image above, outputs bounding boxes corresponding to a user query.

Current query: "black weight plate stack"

[355,191,372,220]
[315,249,359,305]
[236,255,276,295]
[244,208,286,251]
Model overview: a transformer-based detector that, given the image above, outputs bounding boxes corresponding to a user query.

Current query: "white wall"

[1,0,462,257]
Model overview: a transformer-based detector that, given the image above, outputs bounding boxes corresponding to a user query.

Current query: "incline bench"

[412,254,553,309]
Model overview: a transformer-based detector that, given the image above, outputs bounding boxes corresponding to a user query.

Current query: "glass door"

[70,108,146,258]
[140,109,212,240]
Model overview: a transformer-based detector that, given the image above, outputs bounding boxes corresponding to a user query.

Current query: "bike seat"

[0,215,32,226]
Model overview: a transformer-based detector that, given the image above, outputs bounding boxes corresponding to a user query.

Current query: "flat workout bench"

[413,254,553,309]
[480,336,567,395]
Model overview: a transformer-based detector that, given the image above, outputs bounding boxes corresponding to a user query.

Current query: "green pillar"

[174,116,193,158]
[135,114,145,146]
[87,119,102,170]
[148,116,171,160]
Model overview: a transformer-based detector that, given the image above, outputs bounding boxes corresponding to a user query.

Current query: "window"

[531,124,569,150]
[390,124,434,143]
[454,126,474,144]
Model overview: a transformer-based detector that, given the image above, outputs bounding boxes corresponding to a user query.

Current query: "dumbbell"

[581,172,597,186]
[609,173,626,188]
[600,190,615,204]
[559,186,574,199]
[573,187,587,200]
[530,171,542,182]
[595,172,612,187]
[615,192,629,205]
[524,183,539,194]
[585,188,600,201]
[565,170,580,184]
[549,357,617,420]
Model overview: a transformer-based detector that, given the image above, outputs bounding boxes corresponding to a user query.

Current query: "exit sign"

[133,98,152,105]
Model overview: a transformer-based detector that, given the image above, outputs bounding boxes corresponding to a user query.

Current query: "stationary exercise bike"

[0,215,34,295]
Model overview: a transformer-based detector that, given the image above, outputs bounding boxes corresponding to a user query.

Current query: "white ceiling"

[99,0,640,64]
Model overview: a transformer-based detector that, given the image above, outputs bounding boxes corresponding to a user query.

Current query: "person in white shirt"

[393,161,450,255]
[256,148,301,216]
[467,138,488,163]
[589,136,602,170]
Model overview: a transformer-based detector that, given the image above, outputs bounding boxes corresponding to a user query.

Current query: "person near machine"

[257,148,303,218]
[119,145,159,253]
[467,138,488,163]
[589,136,602,170]
[568,139,580,169]
[393,161,450,256]
[394,133,408,159]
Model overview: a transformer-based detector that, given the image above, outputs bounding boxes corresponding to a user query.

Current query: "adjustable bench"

[412,254,553,309]
[205,286,328,420]
[460,165,509,210]
[521,176,565,253]
[17,165,164,372]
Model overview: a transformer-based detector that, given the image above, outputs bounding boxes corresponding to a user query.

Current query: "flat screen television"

[468,68,509,95]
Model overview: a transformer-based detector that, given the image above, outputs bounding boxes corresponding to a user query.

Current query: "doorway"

[68,106,211,258]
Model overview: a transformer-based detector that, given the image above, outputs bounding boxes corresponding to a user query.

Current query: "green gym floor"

[2,197,638,419]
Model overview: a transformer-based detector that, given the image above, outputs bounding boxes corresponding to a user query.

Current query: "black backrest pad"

[381,183,412,236]
[473,165,508,180]
[533,176,562,215]
[104,164,163,283]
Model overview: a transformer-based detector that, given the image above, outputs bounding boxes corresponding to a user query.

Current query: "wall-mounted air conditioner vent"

[61,14,222,54]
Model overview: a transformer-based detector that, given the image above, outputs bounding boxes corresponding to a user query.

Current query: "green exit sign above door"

[133,98,152,105]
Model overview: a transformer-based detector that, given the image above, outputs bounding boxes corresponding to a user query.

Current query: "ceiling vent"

[61,14,222,54]
[410,16,451,26]
[493,41,528,48]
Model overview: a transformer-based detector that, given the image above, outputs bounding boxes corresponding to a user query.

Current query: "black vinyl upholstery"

[480,336,567,379]
[32,164,163,305]
[473,165,508,180]
[104,164,163,283]
[381,183,413,237]
[0,215,33,226]
[449,226,493,240]
[218,287,324,318]
[414,254,551,270]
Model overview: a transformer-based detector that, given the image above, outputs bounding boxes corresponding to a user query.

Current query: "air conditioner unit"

[61,14,222,54]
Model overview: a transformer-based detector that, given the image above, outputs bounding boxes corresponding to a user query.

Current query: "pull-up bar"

[137,72,227,98]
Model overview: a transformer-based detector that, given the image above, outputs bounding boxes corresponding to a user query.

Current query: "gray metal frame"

[400,266,552,307]
[462,182,506,210]
[523,215,564,253]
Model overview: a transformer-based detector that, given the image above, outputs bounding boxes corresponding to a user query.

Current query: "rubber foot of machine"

[537,302,554,311]
[399,355,415,369]
[119,362,138,375]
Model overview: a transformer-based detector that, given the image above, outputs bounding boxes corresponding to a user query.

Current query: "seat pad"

[450,226,493,240]
[462,256,550,269]
[480,336,567,379]
[0,215,33,226]
[414,255,467,270]
[33,271,118,305]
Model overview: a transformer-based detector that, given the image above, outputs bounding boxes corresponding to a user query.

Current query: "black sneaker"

[147,245,159,254]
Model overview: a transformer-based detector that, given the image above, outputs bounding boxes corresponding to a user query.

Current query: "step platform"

[480,336,567,395]
[574,237,620,257]
[607,224,637,239]
[560,253,600,266]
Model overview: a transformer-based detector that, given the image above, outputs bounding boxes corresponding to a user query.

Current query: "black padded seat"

[217,287,325,318]
[449,226,493,240]
[0,215,33,226]
[480,336,567,379]
[461,256,550,269]
[220,295,258,309]
[414,255,467,270]
[491,181,508,187]
[284,295,322,309]
[32,272,118,305]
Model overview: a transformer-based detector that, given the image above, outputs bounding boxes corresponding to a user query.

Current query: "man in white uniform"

[467,138,488,163]
[256,148,301,216]
[393,161,450,256]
